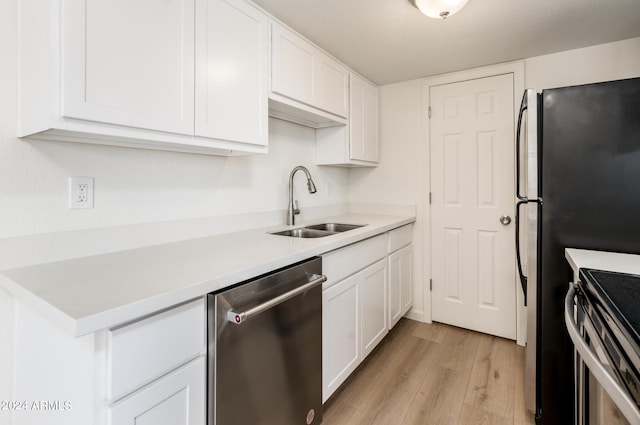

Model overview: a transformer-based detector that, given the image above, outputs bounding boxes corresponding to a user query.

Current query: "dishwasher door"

[208,257,325,425]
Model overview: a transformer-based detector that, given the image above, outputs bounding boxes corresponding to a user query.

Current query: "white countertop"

[566,248,640,276]
[0,213,414,336]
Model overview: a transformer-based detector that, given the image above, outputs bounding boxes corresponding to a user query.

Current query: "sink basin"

[270,228,336,238]
[269,223,366,238]
[304,223,365,232]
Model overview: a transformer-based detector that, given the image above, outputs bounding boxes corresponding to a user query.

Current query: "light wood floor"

[322,319,536,425]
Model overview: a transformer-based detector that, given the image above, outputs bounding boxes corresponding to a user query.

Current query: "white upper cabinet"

[195,0,268,146]
[316,73,380,166]
[63,0,195,135]
[270,23,349,128]
[314,52,350,118]
[271,25,315,107]
[350,74,380,163]
[19,0,269,156]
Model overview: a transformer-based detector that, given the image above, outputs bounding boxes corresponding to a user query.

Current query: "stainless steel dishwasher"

[208,257,325,425]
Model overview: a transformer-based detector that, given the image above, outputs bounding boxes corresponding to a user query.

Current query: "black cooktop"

[579,268,640,357]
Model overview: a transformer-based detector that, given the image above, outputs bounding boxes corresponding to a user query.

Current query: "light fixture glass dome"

[410,0,470,19]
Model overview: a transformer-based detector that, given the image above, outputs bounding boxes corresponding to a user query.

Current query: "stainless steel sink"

[269,223,366,238]
[269,228,336,238]
[304,223,365,232]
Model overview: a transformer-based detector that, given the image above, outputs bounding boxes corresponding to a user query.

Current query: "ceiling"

[252,0,640,85]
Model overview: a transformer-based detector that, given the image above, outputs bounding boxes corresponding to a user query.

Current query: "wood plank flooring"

[322,319,535,425]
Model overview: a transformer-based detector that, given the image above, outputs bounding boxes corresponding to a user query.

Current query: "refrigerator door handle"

[516,92,529,202]
[516,199,528,305]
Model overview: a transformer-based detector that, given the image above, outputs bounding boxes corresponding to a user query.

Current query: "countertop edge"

[565,248,640,276]
[2,214,416,337]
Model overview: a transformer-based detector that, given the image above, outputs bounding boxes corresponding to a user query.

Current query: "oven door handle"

[565,285,640,425]
[226,273,327,324]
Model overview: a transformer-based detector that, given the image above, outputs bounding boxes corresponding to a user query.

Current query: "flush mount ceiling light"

[409,0,470,19]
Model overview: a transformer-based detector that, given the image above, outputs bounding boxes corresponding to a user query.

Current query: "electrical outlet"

[69,177,94,209]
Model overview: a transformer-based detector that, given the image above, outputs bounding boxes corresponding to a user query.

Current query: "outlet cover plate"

[69,177,94,209]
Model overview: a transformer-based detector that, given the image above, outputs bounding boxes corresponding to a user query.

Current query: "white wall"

[525,37,640,89]
[348,36,640,323]
[349,80,425,318]
[0,0,349,240]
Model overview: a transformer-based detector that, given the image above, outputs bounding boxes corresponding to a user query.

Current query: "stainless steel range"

[566,268,640,425]
[207,257,325,425]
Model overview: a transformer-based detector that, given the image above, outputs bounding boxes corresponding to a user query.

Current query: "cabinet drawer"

[107,298,206,401]
[108,356,205,425]
[322,234,386,288]
[388,224,413,253]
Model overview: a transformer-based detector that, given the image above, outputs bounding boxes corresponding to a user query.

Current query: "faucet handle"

[293,200,300,215]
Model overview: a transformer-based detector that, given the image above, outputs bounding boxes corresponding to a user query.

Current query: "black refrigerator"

[515,77,640,424]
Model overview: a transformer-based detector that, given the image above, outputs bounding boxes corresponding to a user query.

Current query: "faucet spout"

[288,166,317,226]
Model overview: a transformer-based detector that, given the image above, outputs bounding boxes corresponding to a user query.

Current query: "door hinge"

[430,279,433,291]
[429,192,432,204]
[428,106,432,119]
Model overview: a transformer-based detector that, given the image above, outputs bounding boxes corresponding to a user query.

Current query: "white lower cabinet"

[322,225,413,402]
[388,224,414,329]
[108,356,205,425]
[107,298,206,425]
[389,244,413,329]
[322,258,388,402]
[360,259,389,359]
[322,273,360,401]
[322,234,392,402]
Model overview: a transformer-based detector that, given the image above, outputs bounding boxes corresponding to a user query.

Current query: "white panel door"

[360,259,388,360]
[430,73,516,340]
[322,273,360,402]
[195,0,268,146]
[63,0,195,134]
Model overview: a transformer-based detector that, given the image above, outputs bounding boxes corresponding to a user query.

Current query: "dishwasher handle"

[227,273,327,324]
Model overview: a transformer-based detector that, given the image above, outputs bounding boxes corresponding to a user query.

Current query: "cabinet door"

[363,81,380,162]
[388,249,403,329]
[195,0,268,146]
[400,244,414,315]
[389,244,413,329]
[271,23,348,119]
[349,74,379,162]
[108,357,205,425]
[322,273,360,402]
[360,259,388,360]
[63,0,195,135]
[314,52,349,118]
[271,24,314,105]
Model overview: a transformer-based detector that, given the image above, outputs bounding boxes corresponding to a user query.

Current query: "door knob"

[500,215,512,225]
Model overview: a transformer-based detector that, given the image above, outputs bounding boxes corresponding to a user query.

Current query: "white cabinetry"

[106,298,206,425]
[322,273,360,400]
[19,0,268,156]
[9,297,206,425]
[316,73,379,166]
[195,0,268,146]
[321,225,414,401]
[321,234,388,402]
[61,0,194,135]
[388,225,414,329]
[270,23,349,128]
[360,259,389,359]
[108,357,205,425]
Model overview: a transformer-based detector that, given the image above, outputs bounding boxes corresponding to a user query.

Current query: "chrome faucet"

[287,166,317,226]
